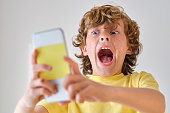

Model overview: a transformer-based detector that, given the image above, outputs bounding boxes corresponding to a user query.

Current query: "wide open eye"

[110,31,118,35]
[92,31,99,35]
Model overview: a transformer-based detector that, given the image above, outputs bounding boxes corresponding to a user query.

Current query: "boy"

[14,5,165,113]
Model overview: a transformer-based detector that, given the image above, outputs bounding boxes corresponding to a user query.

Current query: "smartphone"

[32,28,70,102]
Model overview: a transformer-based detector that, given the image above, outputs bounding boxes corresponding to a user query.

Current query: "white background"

[0,0,170,113]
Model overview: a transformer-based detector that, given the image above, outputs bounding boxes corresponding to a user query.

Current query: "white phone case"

[32,28,70,102]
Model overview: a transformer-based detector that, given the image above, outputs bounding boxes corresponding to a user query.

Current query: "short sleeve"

[138,71,159,91]
[36,99,68,113]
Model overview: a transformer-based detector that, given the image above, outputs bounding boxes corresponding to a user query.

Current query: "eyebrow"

[103,22,121,29]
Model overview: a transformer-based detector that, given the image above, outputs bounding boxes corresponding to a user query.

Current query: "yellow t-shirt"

[37,71,159,113]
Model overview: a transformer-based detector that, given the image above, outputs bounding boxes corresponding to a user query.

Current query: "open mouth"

[98,47,113,65]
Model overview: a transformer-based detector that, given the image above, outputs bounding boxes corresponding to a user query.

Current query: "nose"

[100,37,109,42]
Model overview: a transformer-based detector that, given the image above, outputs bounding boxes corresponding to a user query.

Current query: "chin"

[97,70,115,77]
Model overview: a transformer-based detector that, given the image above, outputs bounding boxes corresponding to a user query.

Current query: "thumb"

[63,56,81,75]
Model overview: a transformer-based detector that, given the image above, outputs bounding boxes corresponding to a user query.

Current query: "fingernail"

[48,66,52,70]
[41,79,44,82]
[35,49,38,53]
[63,56,67,60]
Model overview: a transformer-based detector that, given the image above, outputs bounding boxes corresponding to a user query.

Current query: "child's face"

[83,20,131,76]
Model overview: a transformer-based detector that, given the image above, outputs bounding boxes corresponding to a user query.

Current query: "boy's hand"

[63,56,112,103]
[22,50,57,108]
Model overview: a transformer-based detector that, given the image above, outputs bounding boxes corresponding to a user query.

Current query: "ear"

[126,47,132,55]
[82,46,88,56]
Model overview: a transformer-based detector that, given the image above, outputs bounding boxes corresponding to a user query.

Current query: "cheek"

[86,40,92,50]
[114,39,128,54]
[86,37,97,49]
[85,38,98,60]
[85,40,93,56]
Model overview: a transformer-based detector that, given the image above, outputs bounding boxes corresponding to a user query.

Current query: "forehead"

[88,19,124,31]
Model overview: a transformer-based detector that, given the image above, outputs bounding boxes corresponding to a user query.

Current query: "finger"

[80,97,96,102]
[31,49,38,65]
[32,72,39,79]
[63,74,84,90]
[32,64,52,80]
[75,85,95,103]
[63,56,80,75]
[30,72,39,80]
[33,64,52,73]
[58,101,70,106]
[31,78,57,94]
[32,87,52,97]
[67,81,88,101]
[75,94,85,103]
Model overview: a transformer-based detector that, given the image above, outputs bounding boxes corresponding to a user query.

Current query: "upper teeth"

[101,47,109,49]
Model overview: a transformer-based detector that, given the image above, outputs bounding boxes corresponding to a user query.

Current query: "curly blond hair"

[73,5,142,75]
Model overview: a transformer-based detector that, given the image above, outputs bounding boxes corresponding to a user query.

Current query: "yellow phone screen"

[36,43,70,80]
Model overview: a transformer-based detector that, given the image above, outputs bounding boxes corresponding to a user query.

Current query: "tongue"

[101,56,112,63]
